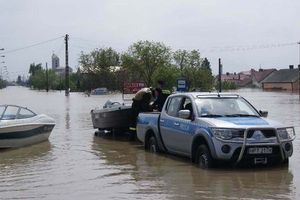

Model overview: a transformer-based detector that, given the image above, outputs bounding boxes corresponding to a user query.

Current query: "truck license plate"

[248,147,272,154]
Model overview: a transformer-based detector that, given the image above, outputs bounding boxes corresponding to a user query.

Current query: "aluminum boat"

[91,100,133,131]
[0,105,55,148]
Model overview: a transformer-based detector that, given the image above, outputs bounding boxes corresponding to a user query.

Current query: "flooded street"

[0,86,299,200]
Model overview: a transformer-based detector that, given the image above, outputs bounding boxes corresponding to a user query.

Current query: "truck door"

[160,96,194,156]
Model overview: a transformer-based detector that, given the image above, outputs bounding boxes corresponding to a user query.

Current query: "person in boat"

[151,87,166,112]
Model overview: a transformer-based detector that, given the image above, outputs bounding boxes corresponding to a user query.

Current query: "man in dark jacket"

[131,88,153,126]
[152,88,167,112]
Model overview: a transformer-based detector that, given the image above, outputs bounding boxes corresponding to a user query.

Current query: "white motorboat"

[0,105,55,148]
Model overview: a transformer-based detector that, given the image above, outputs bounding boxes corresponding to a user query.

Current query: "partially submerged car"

[136,93,295,168]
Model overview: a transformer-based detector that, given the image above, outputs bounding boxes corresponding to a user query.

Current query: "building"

[52,53,59,70]
[54,66,73,76]
[262,67,300,91]
[251,68,277,87]
[51,53,73,76]
[220,68,276,88]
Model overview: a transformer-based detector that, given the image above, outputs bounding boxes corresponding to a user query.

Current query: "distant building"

[262,67,299,91]
[220,68,276,88]
[52,53,59,70]
[54,67,73,76]
[251,68,277,87]
[51,53,73,76]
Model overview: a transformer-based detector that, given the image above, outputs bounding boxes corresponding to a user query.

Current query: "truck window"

[166,96,182,117]
[182,98,193,119]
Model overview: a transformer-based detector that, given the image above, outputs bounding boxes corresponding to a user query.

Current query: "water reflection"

[65,97,70,130]
[0,142,53,196]
[92,135,294,199]
[0,141,51,164]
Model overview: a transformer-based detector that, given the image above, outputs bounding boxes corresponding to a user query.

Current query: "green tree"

[16,75,22,85]
[30,69,46,90]
[79,48,120,90]
[173,50,213,91]
[29,63,42,76]
[0,78,6,89]
[221,81,238,90]
[122,40,172,86]
[173,49,189,72]
[201,57,211,70]
[152,65,181,90]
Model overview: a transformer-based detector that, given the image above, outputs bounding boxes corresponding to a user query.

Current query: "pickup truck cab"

[136,92,295,168]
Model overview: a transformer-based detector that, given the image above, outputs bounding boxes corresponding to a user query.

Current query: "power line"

[198,42,298,53]
[0,36,64,55]
[72,36,299,53]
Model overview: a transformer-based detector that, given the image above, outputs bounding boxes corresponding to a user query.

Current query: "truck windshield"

[195,97,259,117]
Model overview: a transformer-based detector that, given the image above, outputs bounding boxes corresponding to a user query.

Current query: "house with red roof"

[220,68,276,88]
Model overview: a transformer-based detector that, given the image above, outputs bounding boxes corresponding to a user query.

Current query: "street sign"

[177,78,187,92]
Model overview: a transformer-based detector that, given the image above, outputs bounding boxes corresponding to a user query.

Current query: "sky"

[0,0,300,80]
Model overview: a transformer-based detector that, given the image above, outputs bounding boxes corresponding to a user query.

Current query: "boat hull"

[91,106,133,130]
[0,124,55,148]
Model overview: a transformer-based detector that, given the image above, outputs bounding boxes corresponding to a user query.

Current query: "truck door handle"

[160,119,165,123]
[174,122,180,126]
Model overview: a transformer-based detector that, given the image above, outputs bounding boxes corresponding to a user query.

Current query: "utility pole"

[46,62,49,92]
[218,58,222,93]
[65,34,70,96]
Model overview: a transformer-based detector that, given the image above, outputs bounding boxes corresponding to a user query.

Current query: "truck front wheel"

[147,136,159,153]
[196,145,214,169]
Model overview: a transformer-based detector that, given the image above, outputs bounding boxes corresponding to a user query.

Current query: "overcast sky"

[0,0,299,80]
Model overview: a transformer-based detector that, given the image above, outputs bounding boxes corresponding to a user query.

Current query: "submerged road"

[0,86,299,200]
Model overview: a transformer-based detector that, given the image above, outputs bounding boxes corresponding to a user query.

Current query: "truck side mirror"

[259,110,268,118]
[178,109,191,119]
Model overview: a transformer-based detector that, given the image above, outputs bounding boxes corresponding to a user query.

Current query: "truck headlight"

[277,128,295,141]
[211,128,243,140]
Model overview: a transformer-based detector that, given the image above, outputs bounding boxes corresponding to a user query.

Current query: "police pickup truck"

[136,92,295,168]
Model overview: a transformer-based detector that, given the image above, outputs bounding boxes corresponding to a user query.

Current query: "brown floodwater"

[0,86,299,200]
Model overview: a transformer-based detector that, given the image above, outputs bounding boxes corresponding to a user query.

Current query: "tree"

[221,81,238,90]
[173,49,189,72]
[122,40,172,86]
[79,48,120,90]
[29,63,42,76]
[201,57,211,71]
[0,78,6,89]
[17,75,22,85]
[152,65,181,90]
[173,50,213,91]
[30,69,46,90]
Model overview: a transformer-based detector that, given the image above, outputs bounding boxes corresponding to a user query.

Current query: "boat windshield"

[195,97,260,117]
[0,106,5,119]
[0,105,36,120]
